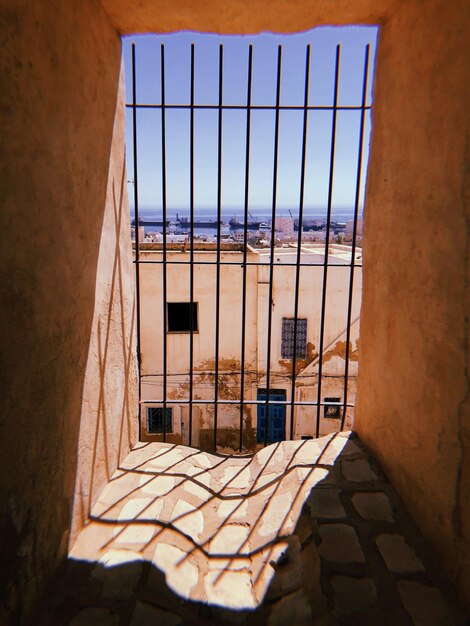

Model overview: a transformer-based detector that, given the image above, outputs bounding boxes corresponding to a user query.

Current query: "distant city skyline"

[122,27,378,216]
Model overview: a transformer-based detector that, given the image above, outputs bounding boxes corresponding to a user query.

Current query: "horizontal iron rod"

[139,399,354,407]
[126,103,370,111]
[133,259,363,268]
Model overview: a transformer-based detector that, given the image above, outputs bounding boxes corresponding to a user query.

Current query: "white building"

[275,216,295,240]
[138,242,361,452]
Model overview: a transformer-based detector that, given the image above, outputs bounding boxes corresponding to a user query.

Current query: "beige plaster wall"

[101,0,469,607]
[70,65,138,545]
[139,247,359,447]
[100,0,395,34]
[0,1,137,623]
[355,0,470,610]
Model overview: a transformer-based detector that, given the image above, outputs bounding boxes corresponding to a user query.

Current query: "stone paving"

[38,432,466,625]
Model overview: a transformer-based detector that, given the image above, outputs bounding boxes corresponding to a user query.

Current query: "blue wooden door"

[257,389,286,443]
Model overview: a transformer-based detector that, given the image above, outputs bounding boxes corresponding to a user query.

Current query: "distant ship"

[229,216,263,230]
[131,218,169,227]
[177,215,226,229]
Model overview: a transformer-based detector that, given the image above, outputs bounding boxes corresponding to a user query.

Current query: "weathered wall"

[106,0,470,607]
[0,1,137,623]
[70,66,138,545]
[139,246,359,447]
[355,0,470,611]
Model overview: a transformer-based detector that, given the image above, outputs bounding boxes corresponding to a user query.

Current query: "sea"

[132,206,360,236]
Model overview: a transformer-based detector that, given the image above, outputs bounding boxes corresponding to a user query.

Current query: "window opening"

[125,28,377,452]
[147,407,173,433]
[167,302,198,333]
[324,397,342,419]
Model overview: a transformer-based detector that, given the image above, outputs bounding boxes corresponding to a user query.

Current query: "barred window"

[147,407,173,433]
[281,318,307,359]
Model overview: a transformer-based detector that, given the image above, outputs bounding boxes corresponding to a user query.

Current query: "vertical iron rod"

[239,45,253,452]
[289,45,311,440]
[188,44,195,446]
[264,45,283,447]
[341,45,370,430]
[131,44,142,440]
[161,44,168,442]
[315,45,341,438]
[213,44,223,452]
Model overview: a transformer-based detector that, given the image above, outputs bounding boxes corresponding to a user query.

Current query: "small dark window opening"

[281,318,307,359]
[167,302,198,333]
[324,397,341,418]
[147,407,173,433]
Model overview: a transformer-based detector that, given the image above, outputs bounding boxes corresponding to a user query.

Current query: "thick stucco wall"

[0,1,137,623]
[70,65,138,546]
[355,0,470,610]
[100,0,469,607]
[100,0,395,33]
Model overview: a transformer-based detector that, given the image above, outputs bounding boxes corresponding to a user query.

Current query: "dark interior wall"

[0,1,135,623]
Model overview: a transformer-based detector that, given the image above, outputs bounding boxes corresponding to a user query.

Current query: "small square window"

[147,407,173,433]
[324,397,341,419]
[281,318,307,359]
[167,302,198,333]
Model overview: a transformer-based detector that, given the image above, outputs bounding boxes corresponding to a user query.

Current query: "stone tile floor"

[38,432,467,625]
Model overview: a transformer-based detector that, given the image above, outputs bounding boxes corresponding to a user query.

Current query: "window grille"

[128,36,373,451]
[281,318,307,359]
[147,407,173,433]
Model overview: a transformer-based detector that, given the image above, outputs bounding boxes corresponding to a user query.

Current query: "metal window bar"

[290,44,311,440]
[129,41,371,451]
[341,44,370,429]
[264,45,283,448]
[160,44,168,442]
[239,45,253,452]
[189,43,195,446]
[315,44,341,438]
[131,44,142,440]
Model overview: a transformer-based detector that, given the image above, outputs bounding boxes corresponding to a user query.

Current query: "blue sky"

[122,27,378,219]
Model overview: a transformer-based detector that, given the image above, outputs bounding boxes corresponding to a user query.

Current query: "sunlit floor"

[70,434,349,610]
[40,432,465,625]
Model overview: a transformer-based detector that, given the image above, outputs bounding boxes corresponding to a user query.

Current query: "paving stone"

[308,488,346,519]
[153,543,199,599]
[113,522,156,545]
[129,600,182,626]
[341,459,378,482]
[140,474,176,496]
[317,524,366,563]
[397,581,455,626]
[351,491,395,522]
[210,523,251,555]
[258,491,293,538]
[69,608,119,626]
[92,553,143,599]
[117,497,154,520]
[170,499,204,540]
[331,575,377,614]
[376,534,425,574]
[204,569,256,609]
[268,588,313,626]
